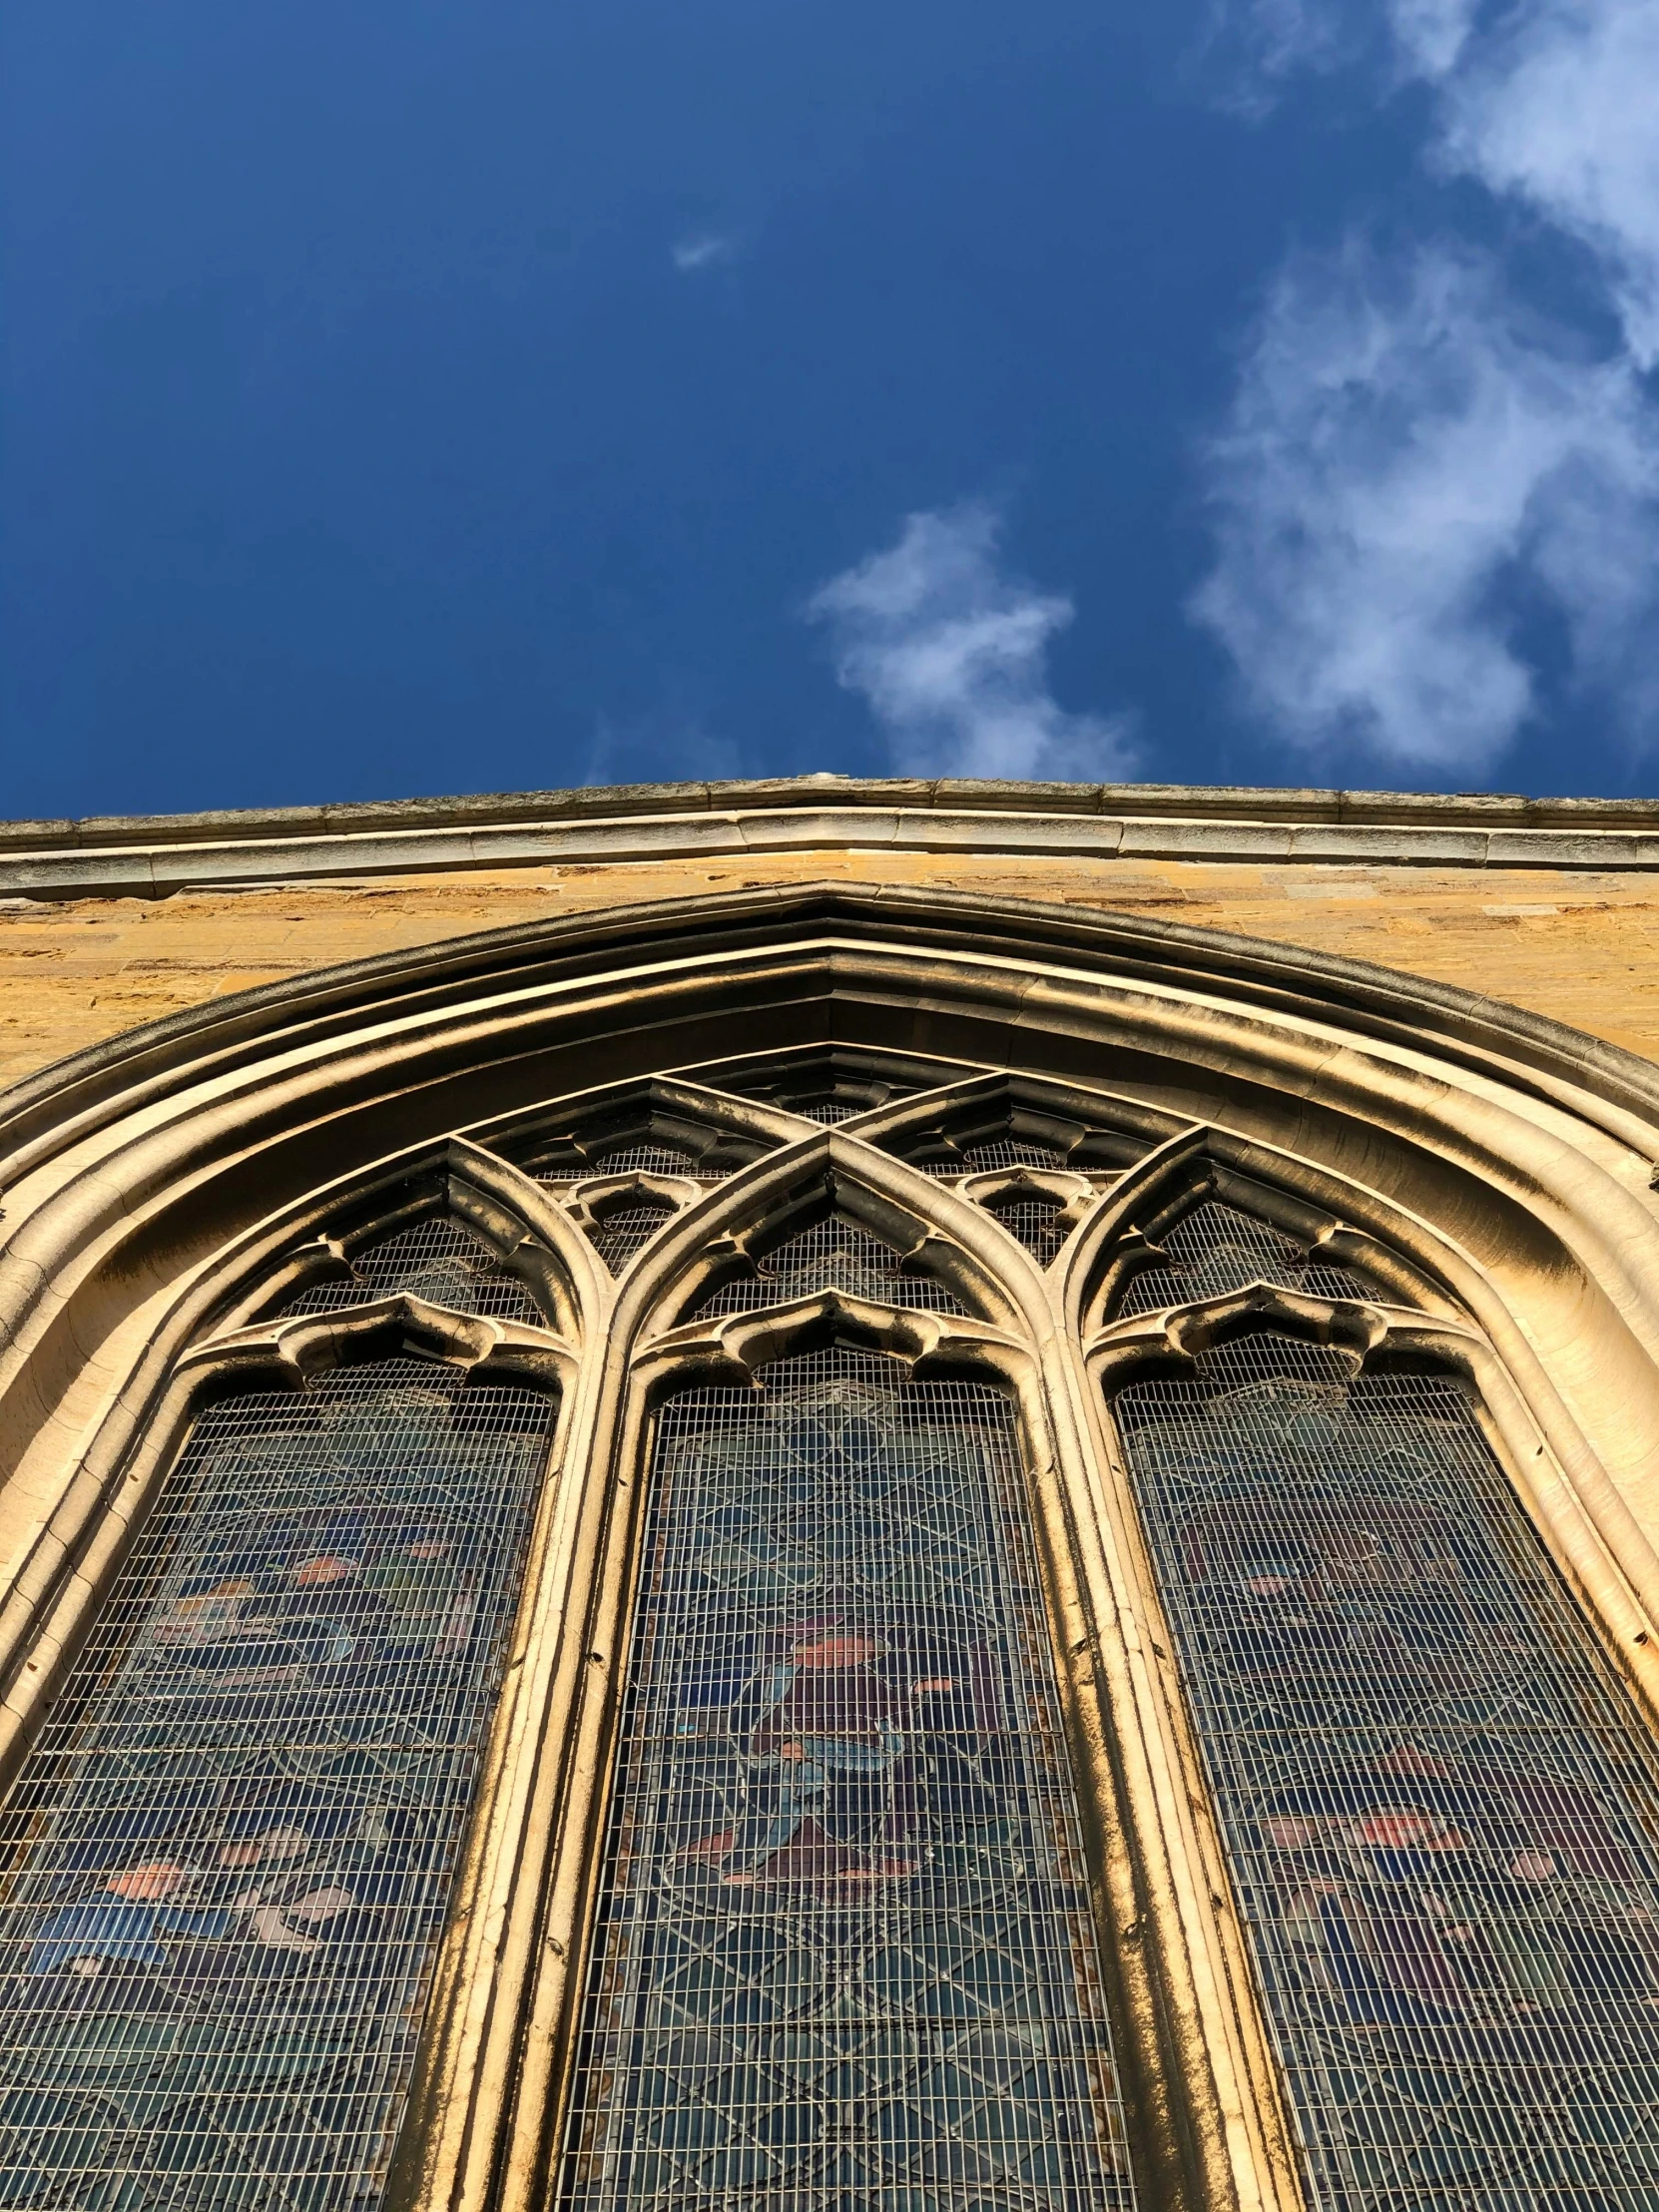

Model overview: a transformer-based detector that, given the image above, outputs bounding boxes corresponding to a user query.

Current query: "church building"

[0,773,1657,2212]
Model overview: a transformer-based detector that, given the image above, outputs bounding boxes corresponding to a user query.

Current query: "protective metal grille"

[0,1359,557,2212]
[691,1220,967,1318]
[1115,1331,1659,2212]
[984,1195,1070,1269]
[916,1140,1068,1177]
[590,1202,679,1273]
[558,1347,1137,2212]
[281,1217,547,1327]
[584,1146,725,1182]
[794,1101,864,1125]
[1116,1201,1383,1318]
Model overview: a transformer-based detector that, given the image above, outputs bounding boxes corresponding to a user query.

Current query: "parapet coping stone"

[4,775,1659,898]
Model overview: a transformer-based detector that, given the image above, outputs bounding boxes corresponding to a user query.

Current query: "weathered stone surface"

[3,845,1658,1082]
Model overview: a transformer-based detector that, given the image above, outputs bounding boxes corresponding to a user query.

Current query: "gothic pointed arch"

[1,880,1658,2212]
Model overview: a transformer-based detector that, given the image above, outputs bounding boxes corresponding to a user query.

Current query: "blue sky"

[3,0,1656,817]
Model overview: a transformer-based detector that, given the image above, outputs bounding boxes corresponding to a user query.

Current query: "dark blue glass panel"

[0,1360,556,2211]
[559,1347,1136,2212]
[1116,1333,1659,2212]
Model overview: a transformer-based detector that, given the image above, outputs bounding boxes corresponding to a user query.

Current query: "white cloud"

[805,504,1138,780]
[671,232,741,273]
[1434,0,1659,366]
[1190,242,1659,772]
[1217,0,1659,360]
[1192,0,1659,769]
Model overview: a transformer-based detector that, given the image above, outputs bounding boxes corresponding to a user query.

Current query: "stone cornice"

[5,774,1659,896]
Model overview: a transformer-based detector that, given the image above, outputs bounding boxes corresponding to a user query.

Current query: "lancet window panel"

[1114,1200,1385,1318]
[689,1219,968,1319]
[1114,1331,1659,2212]
[558,1348,1136,2212]
[0,1360,558,2212]
[280,1217,546,1328]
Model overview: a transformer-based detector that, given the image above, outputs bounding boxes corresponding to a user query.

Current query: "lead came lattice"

[1116,1332,1659,2211]
[558,1348,1137,2212]
[0,1360,557,2212]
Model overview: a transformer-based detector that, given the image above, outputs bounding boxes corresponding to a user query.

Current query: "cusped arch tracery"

[5,881,1659,2212]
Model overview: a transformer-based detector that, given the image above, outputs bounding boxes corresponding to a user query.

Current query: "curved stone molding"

[616,1126,1023,1332]
[634,1285,1028,1399]
[483,1071,798,1177]
[179,1292,578,1394]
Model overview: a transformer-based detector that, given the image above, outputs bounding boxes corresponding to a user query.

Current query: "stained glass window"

[0,1360,557,2212]
[690,1220,967,1319]
[1115,1202,1384,1319]
[1115,1332,1659,2212]
[282,1217,546,1327]
[559,1347,1136,2212]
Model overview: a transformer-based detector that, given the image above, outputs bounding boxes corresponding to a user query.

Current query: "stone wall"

[4,840,1656,1086]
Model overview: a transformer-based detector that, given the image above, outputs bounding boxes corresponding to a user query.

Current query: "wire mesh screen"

[281,1217,547,1328]
[0,1358,558,2212]
[1116,1202,1384,1318]
[984,1196,1070,1270]
[558,1347,1137,2212]
[590,1203,679,1274]
[793,1101,865,1125]
[581,1146,727,1182]
[914,1140,1068,1178]
[1114,1330,1659,2212]
[691,1220,968,1319]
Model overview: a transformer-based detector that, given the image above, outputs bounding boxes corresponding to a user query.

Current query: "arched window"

[3,882,1658,2212]
[0,1359,559,2210]
[1110,1330,1659,2212]
[560,1346,1136,2212]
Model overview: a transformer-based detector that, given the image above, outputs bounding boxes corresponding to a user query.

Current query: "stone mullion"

[1044,1305,1305,2212]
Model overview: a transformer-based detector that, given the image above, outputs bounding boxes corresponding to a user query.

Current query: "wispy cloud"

[1190,242,1659,773]
[1192,0,1659,772]
[806,503,1138,780]
[671,232,742,274]
[1433,0,1659,367]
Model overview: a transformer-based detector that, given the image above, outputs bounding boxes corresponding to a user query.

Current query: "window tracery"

[687,1217,969,1320]
[980,1188,1071,1268]
[557,1347,1137,2212]
[1,950,1651,2212]
[281,1216,546,1327]
[1113,1200,1390,1319]
[575,1142,709,1180]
